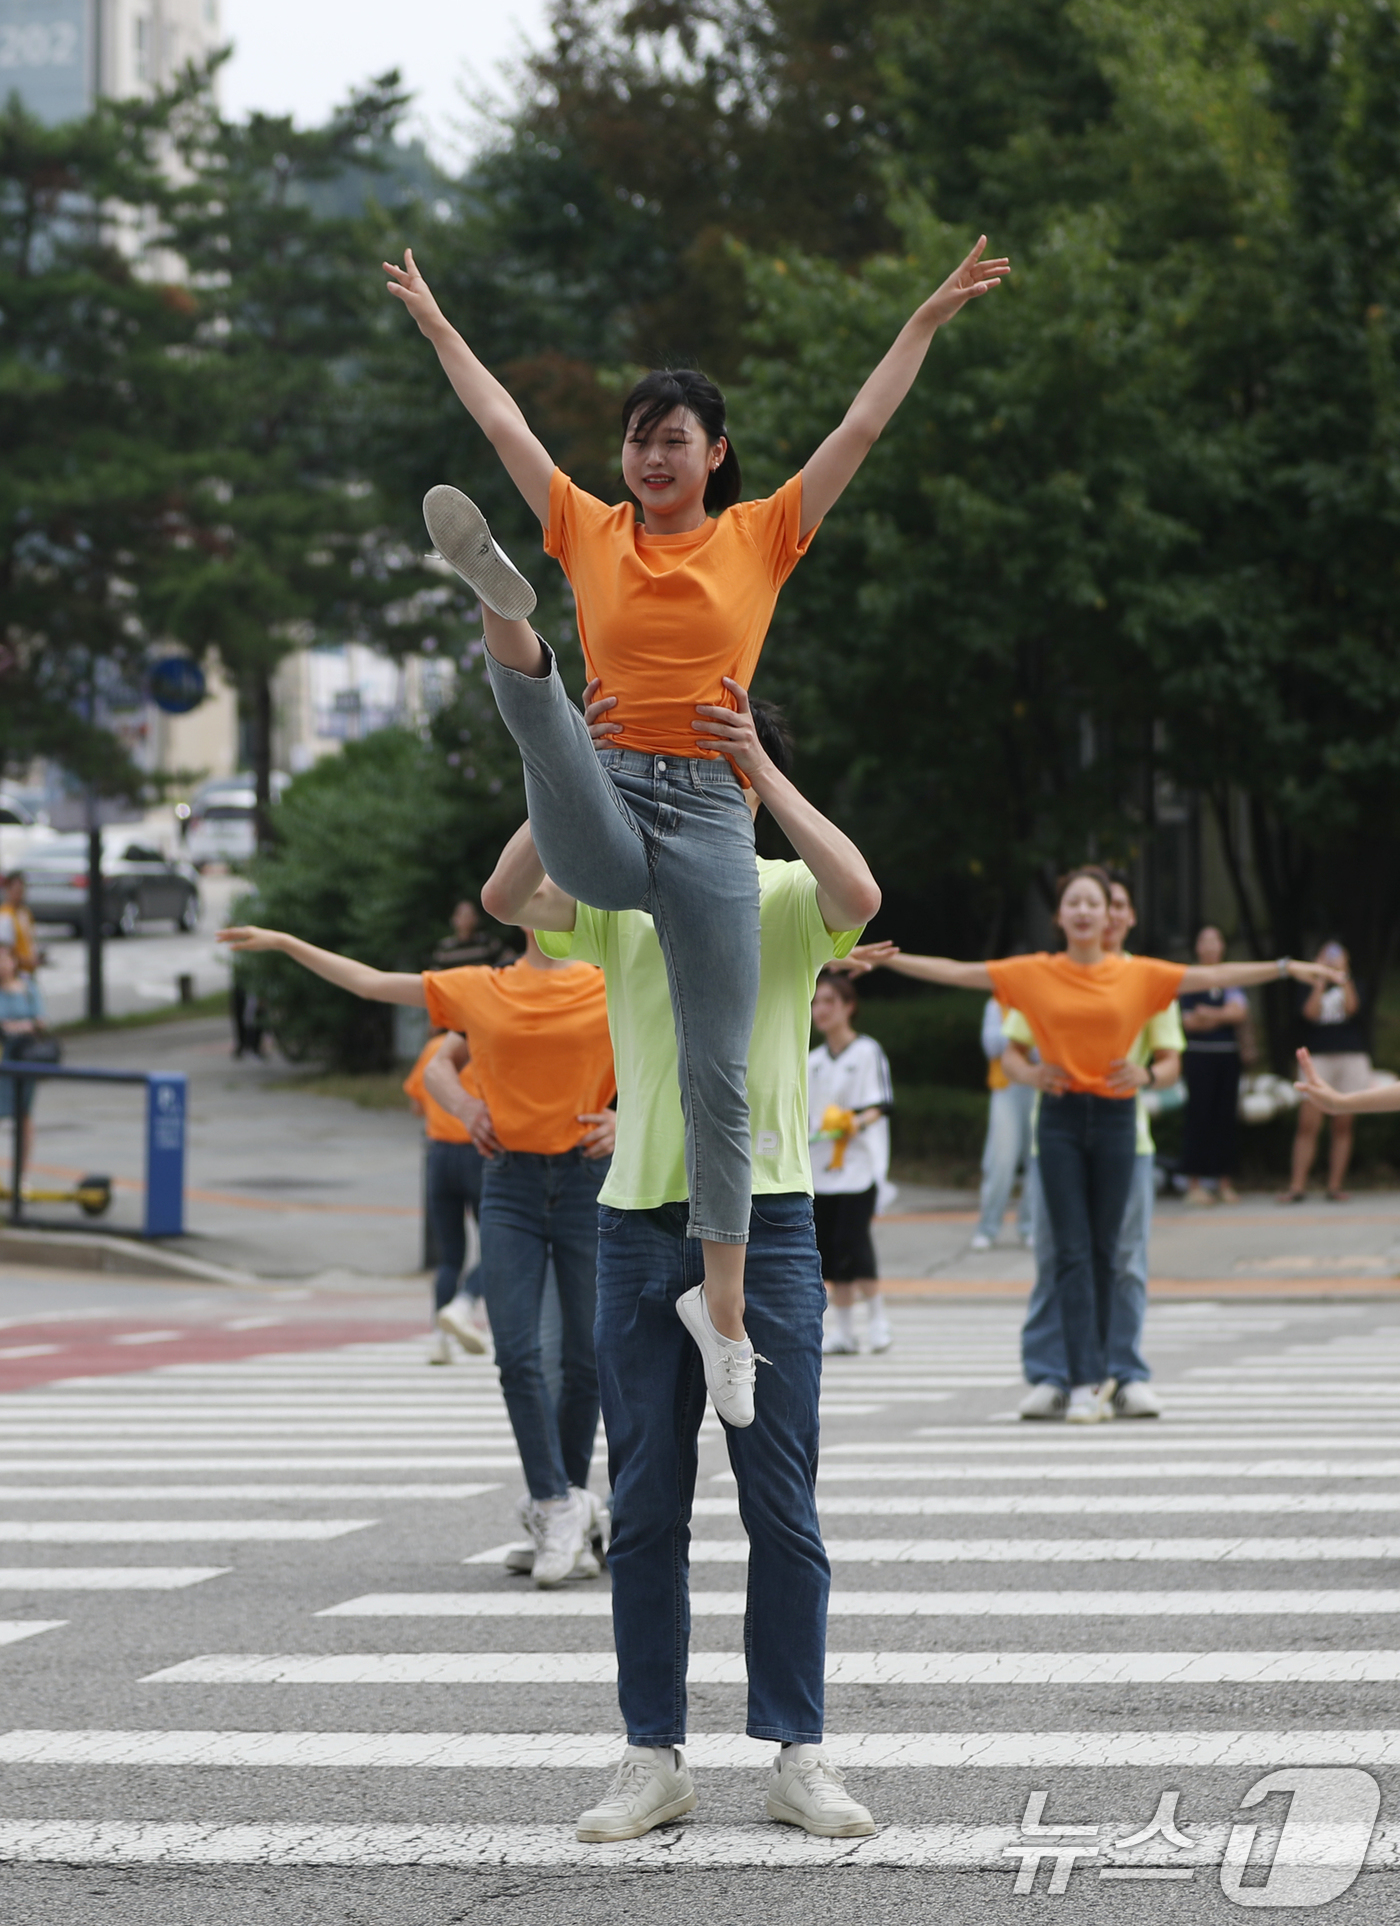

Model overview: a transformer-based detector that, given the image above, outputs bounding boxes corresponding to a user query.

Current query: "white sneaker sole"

[422,486,537,620]
[766,1793,875,1838]
[576,1787,697,1843]
[675,1284,755,1428]
[436,1305,487,1356]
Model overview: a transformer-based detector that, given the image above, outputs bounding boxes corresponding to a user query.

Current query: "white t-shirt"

[807,1033,893,1196]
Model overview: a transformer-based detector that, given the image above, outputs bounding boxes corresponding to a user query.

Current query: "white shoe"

[426,1330,452,1366]
[422,486,537,620]
[1066,1383,1113,1425]
[766,1745,875,1838]
[866,1317,892,1354]
[1018,1382,1068,1421]
[532,1490,599,1588]
[822,1329,858,1356]
[676,1284,760,1428]
[576,1746,697,1842]
[969,1233,994,1252]
[503,1495,542,1574]
[436,1299,487,1357]
[1113,1380,1163,1419]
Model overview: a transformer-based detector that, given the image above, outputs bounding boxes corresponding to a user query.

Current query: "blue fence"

[0,1064,187,1238]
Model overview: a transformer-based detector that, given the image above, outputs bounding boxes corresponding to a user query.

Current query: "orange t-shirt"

[402,1035,483,1145]
[544,467,816,759]
[984,953,1186,1099]
[421,959,616,1155]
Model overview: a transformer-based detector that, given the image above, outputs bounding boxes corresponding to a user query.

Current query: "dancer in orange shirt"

[384,235,1007,1426]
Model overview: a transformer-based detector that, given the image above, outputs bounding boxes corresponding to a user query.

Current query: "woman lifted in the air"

[383,234,1009,1427]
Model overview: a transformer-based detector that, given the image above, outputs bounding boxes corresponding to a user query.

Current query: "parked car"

[22,834,202,938]
[183,772,289,870]
[0,792,58,873]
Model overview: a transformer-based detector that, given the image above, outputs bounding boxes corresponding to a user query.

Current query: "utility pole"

[85,787,104,1023]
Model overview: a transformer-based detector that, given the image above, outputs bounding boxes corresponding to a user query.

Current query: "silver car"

[22,835,202,938]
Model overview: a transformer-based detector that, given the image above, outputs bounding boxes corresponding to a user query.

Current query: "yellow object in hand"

[816,1104,858,1170]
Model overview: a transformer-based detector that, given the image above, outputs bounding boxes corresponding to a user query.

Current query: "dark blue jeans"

[478,1149,609,1502]
[424,1138,484,1313]
[595,1193,829,1748]
[1035,1093,1138,1388]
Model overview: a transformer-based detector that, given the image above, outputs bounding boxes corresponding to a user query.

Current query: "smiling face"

[620,406,725,523]
[1055,875,1111,949]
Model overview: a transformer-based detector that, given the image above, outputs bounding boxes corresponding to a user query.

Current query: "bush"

[854,990,987,1089]
[887,1083,990,1162]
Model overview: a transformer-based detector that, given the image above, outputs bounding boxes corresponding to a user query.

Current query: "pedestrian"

[1282,941,1368,1203]
[482,679,882,1842]
[808,970,894,1355]
[385,234,1007,1383]
[430,897,513,969]
[1179,925,1248,1207]
[1001,870,1183,1419]
[970,994,1034,1251]
[217,921,617,1588]
[864,868,1340,1421]
[402,1030,489,1364]
[0,874,41,979]
[0,941,47,1167]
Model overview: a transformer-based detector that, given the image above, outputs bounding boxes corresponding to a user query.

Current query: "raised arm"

[875,951,996,993]
[383,248,555,526]
[691,681,880,931]
[480,823,579,933]
[798,237,1009,538]
[217,927,425,1006]
[1178,958,1342,994]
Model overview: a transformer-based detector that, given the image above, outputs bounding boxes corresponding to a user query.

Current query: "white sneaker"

[503,1495,542,1574]
[532,1490,599,1588]
[422,486,537,620]
[822,1329,858,1356]
[426,1330,452,1366]
[436,1298,487,1357]
[1113,1380,1163,1419]
[1066,1383,1113,1425]
[1018,1382,1068,1421]
[969,1233,994,1252]
[676,1284,761,1428]
[574,1486,611,1563]
[866,1317,892,1353]
[766,1745,875,1837]
[576,1746,697,1842]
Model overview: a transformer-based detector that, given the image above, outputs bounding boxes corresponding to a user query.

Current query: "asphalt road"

[0,1270,1396,1923]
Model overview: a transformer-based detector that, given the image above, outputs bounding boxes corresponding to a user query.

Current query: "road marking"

[0,1485,497,1502]
[686,1536,1400,1563]
[0,1621,65,1647]
[109,1333,186,1347]
[13,1727,1400,1771]
[0,1457,525,1472]
[808,1462,1400,1482]
[695,1494,1400,1517]
[319,1587,1400,1618]
[0,1569,227,1590]
[0,1424,517,1437]
[0,1347,61,1361]
[0,1522,374,1543]
[128,1648,1400,1686]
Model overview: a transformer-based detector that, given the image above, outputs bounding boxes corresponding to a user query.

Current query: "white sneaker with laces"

[822,1329,858,1356]
[1018,1382,1068,1421]
[969,1232,994,1252]
[422,487,537,620]
[532,1490,599,1588]
[1113,1379,1163,1419]
[503,1494,542,1575]
[436,1298,487,1357]
[574,1486,611,1563]
[675,1283,761,1427]
[576,1746,697,1842]
[1066,1382,1113,1425]
[767,1745,875,1837]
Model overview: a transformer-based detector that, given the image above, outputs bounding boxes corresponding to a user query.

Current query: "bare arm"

[1003,1039,1070,1095]
[1179,958,1342,994]
[422,1033,504,1157]
[480,822,579,933]
[877,951,996,993]
[798,238,1009,538]
[1295,1048,1397,1116]
[1106,1046,1182,1095]
[218,927,425,1006]
[383,249,554,526]
[691,680,880,930]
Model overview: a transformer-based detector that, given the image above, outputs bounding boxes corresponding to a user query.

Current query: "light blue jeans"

[976,1083,1035,1243]
[1022,1150,1155,1388]
[487,643,759,1244]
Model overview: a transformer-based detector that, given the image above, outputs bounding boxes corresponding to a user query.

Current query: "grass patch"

[267,1069,413,1111]
[56,991,229,1037]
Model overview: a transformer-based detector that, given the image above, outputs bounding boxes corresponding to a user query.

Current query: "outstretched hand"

[922,236,1011,328]
[1291,959,1347,988]
[828,941,899,977]
[1294,1047,1346,1115]
[382,247,447,337]
[218,925,281,954]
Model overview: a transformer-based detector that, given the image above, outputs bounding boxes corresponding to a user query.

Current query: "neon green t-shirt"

[1001,1001,1186,1157]
[537,858,861,1209]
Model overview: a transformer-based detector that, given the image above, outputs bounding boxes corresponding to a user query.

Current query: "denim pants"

[424,1138,484,1313]
[1033,1093,1138,1389]
[478,1148,609,1501]
[595,1194,829,1747]
[1022,1152,1155,1387]
[487,645,759,1245]
[976,1083,1035,1243]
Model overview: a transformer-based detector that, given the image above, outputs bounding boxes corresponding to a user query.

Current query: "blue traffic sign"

[148,656,207,715]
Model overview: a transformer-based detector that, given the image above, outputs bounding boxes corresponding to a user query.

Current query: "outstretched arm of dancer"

[217,927,426,1006]
[692,680,881,931]
[382,248,554,524]
[863,948,996,993]
[798,237,1010,538]
[480,823,579,932]
[422,1033,504,1157]
[1295,1048,1400,1116]
[1178,957,1343,994]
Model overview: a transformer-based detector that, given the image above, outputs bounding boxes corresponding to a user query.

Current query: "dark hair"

[749,697,794,778]
[816,967,859,1012]
[620,369,741,512]
[1054,864,1112,912]
[1104,866,1135,911]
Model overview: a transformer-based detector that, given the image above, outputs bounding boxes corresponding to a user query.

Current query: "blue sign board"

[149,656,208,715]
[144,1073,186,1237]
[0,0,91,126]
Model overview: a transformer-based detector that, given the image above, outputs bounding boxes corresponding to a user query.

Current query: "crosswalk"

[0,1296,1399,1890]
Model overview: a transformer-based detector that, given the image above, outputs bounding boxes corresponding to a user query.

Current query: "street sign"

[148,656,207,715]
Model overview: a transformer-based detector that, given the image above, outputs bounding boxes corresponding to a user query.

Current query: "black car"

[22,835,202,938]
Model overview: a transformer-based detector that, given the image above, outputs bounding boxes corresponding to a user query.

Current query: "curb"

[0,1227,259,1288]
